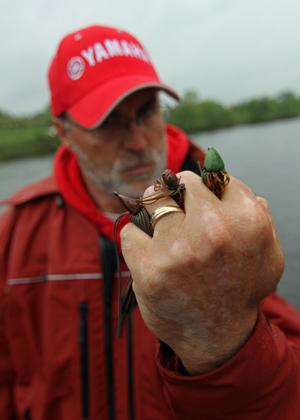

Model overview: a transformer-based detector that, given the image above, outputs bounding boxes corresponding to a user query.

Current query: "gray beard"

[72,144,167,198]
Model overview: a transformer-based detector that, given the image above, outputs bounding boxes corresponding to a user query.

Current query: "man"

[0,24,300,420]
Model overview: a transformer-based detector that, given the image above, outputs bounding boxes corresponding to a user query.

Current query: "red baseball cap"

[48,25,180,129]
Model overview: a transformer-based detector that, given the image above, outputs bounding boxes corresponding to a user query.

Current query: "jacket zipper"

[79,301,89,419]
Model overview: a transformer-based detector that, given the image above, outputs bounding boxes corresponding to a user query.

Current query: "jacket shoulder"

[0,175,58,207]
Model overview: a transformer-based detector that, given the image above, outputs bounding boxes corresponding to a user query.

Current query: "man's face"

[62,89,166,198]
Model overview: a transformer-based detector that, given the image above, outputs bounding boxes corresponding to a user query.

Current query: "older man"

[1,24,300,420]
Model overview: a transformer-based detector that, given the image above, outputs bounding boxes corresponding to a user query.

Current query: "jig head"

[198,147,230,199]
[136,169,186,207]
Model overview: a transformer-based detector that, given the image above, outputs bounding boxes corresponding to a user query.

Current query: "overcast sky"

[1,0,299,116]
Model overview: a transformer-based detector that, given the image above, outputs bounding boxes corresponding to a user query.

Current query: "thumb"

[120,222,152,273]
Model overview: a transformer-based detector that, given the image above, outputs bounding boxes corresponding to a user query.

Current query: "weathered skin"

[120,171,284,375]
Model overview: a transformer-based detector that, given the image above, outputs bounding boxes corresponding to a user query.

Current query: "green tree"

[181,89,200,105]
[232,98,280,124]
[169,98,233,133]
[196,101,234,130]
[276,92,300,119]
[168,102,202,132]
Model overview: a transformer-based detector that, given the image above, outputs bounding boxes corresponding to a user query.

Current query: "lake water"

[0,119,299,308]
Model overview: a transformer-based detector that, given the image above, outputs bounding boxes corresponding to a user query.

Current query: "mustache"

[116,150,158,172]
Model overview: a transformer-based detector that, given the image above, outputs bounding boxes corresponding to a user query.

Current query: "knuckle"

[202,212,231,251]
[256,196,269,209]
[120,223,130,241]
[251,204,273,238]
[231,202,275,255]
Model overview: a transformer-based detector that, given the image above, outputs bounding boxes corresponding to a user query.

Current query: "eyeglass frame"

[52,100,173,142]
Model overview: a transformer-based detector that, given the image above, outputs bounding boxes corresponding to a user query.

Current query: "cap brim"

[67,75,180,129]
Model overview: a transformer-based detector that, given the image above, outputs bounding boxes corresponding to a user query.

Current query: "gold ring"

[150,205,185,229]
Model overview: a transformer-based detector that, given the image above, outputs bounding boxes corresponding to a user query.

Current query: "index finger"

[175,170,222,222]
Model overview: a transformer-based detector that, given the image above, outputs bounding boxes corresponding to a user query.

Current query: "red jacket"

[1,125,300,420]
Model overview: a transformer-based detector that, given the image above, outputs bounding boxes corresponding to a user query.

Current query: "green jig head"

[203,147,226,172]
[198,147,230,199]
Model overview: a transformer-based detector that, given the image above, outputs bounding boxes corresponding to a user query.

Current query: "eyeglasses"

[64,101,172,142]
[48,101,173,140]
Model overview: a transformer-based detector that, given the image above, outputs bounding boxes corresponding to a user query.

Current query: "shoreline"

[1,115,300,163]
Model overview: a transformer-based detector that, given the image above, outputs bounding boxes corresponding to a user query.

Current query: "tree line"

[0,90,300,161]
[166,90,300,133]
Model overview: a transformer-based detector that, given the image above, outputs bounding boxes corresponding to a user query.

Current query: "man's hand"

[120,171,284,375]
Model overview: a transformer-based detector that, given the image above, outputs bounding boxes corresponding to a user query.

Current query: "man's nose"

[123,120,148,152]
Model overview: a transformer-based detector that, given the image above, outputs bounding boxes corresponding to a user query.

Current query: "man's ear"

[52,117,73,150]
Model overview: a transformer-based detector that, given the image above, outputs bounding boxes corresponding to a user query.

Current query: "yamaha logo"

[67,56,85,80]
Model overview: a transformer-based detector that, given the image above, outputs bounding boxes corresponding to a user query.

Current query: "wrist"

[174,309,259,376]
